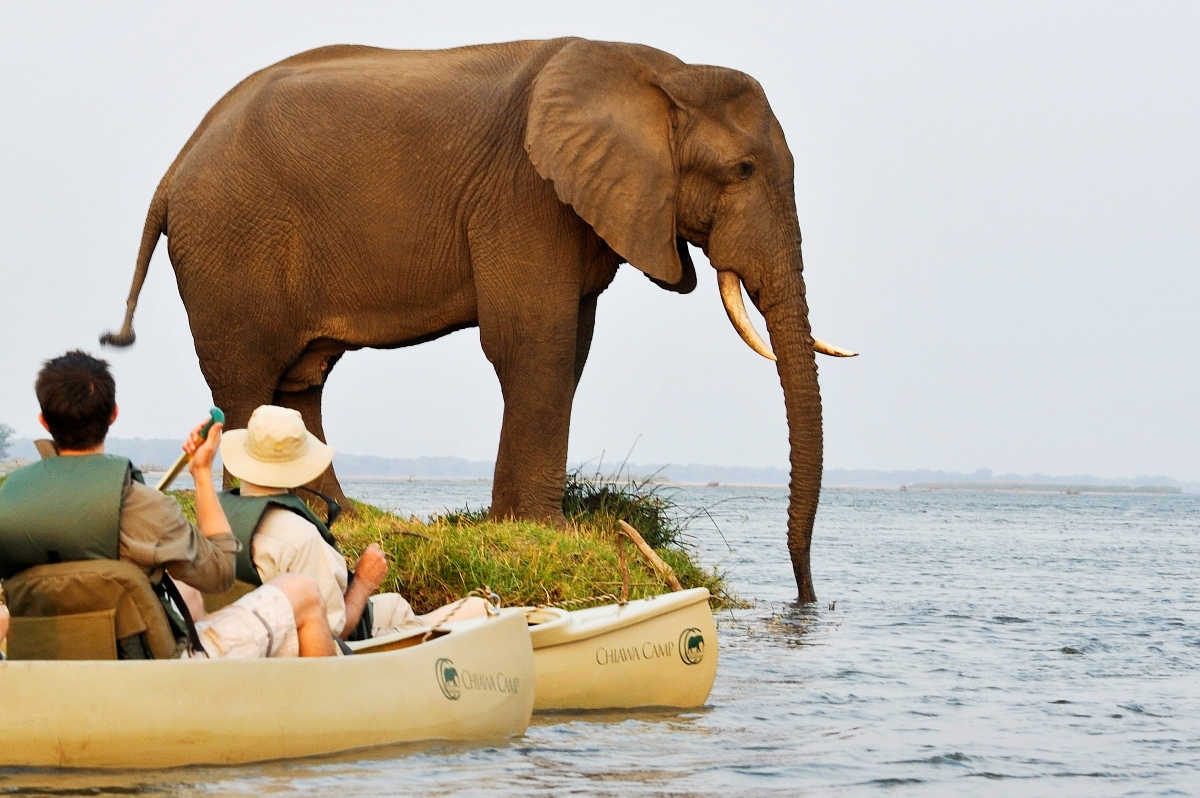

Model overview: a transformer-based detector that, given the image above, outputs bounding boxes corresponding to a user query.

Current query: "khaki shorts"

[186,583,299,659]
[370,593,423,636]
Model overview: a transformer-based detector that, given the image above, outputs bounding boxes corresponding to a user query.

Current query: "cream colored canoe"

[527,587,718,710]
[0,608,534,769]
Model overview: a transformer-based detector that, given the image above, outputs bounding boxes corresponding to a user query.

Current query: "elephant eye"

[737,161,755,180]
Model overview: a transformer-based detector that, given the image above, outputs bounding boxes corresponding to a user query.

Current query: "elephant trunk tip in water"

[717,271,857,360]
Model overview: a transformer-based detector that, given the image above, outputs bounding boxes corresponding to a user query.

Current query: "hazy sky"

[1,2,1196,480]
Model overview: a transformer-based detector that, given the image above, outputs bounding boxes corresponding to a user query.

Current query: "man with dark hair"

[0,351,336,658]
[34,349,118,451]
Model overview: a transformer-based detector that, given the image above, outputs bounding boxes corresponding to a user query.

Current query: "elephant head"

[526,40,852,601]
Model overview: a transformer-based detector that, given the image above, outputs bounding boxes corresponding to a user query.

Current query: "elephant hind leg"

[199,350,286,491]
[273,378,351,517]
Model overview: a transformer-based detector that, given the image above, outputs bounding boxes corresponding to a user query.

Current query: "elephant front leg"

[483,311,580,525]
[573,294,598,390]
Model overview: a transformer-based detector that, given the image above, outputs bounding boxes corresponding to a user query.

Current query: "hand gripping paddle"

[155,407,225,492]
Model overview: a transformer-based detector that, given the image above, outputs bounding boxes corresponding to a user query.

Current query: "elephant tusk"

[717,271,776,361]
[812,337,858,358]
[717,271,859,360]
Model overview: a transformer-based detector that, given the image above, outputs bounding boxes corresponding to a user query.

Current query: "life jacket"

[216,489,371,642]
[0,455,142,579]
[218,489,339,586]
[0,455,201,657]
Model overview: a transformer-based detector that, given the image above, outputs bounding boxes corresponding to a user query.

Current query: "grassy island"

[174,472,732,612]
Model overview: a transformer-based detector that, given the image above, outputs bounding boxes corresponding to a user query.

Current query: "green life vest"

[218,489,339,586]
[0,455,143,580]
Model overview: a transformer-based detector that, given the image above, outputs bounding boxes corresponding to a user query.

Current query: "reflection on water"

[3,484,1199,796]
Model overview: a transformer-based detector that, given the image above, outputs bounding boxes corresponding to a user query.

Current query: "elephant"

[100,38,854,601]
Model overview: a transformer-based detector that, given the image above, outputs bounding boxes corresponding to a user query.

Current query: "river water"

[3,483,1198,796]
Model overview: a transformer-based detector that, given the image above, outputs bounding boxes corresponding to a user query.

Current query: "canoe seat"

[3,560,180,660]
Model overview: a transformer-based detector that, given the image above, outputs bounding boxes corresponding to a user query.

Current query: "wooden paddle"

[155,408,225,491]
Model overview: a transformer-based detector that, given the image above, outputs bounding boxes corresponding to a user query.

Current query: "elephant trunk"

[756,254,823,603]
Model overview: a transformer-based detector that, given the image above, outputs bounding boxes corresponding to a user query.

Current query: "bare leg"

[174,582,207,621]
[271,574,337,657]
[0,604,9,649]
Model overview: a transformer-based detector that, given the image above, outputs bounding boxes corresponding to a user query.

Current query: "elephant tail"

[100,175,170,347]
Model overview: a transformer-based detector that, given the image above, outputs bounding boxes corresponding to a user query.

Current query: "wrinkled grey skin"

[103,39,825,600]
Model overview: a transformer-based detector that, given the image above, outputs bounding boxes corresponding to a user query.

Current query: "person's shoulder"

[119,476,190,543]
[259,504,324,541]
[123,479,180,509]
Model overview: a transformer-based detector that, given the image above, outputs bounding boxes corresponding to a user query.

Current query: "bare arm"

[119,420,236,593]
[183,421,232,539]
[342,544,388,639]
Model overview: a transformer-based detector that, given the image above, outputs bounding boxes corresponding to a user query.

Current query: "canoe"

[526,587,718,710]
[0,607,534,769]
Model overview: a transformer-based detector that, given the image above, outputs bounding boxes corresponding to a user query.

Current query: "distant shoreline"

[892,482,1182,495]
[4,435,1197,493]
[263,474,1192,495]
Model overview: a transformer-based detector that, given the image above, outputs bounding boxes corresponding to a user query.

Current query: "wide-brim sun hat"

[220,405,334,489]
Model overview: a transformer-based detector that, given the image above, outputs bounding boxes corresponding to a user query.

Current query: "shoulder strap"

[267,492,339,551]
[219,489,341,586]
[154,573,207,657]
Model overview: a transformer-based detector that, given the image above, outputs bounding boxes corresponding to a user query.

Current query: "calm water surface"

[3,483,1198,796]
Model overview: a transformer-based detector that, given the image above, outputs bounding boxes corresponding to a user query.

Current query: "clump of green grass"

[444,467,683,546]
[171,472,736,612]
[171,489,196,518]
[335,502,727,612]
[561,467,683,549]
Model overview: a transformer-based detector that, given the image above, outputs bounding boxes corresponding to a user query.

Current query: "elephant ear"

[526,40,683,286]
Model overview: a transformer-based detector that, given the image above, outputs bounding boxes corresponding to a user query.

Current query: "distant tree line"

[0,423,14,461]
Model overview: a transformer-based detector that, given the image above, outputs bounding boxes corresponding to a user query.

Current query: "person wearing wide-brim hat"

[220,405,488,640]
[0,351,336,660]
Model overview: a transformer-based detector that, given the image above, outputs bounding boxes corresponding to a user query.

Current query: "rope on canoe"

[421,521,675,630]
[535,593,622,610]
[423,585,501,641]
[426,586,626,639]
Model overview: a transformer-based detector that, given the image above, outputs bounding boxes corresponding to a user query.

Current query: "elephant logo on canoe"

[678,628,705,666]
[436,657,461,700]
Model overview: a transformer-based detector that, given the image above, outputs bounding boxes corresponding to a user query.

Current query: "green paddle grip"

[153,407,227,492]
[198,407,225,440]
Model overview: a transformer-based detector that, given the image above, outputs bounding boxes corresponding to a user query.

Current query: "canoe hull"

[0,608,534,769]
[529,588,718,710]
